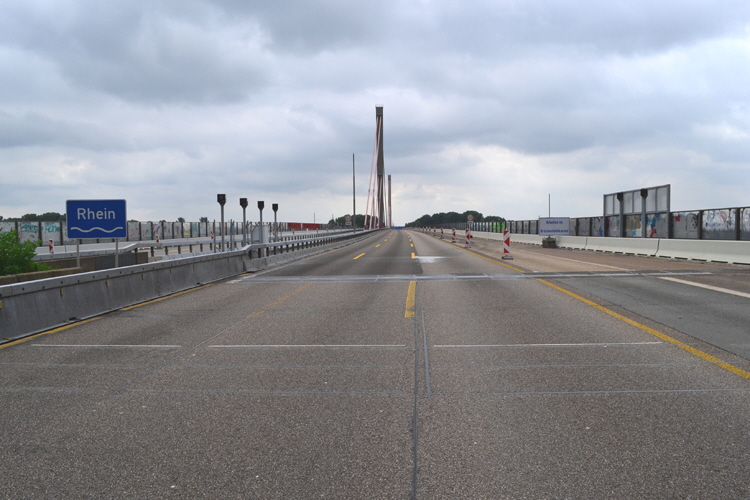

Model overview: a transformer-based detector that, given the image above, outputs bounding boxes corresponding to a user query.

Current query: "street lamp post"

[272,203,279,242]
[217,194,226,251]
[240,198,248,246]
[258,201,265,244]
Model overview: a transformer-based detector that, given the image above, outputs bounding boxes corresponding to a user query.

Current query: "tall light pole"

[217,194,226,251]
[272,203,279,242]
[352,153,356,231]
[240,198,248,246]
[257,201,265,243]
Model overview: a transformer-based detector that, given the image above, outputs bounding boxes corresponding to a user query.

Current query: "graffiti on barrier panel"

[673,212,699,239]
[646,213,668,238]
[742,208,750,234]
[42,222,62,244]
[128,222,140,240]
[703,209,734,232]
[703,209,736,240]
[19,223,39,243]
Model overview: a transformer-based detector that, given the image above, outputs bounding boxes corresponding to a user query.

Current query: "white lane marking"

[208,344,406,348]
[415,256,446,263]
[513,249,632,271]
[32,344,182,348]
[432,342,662,348]
[659,277,750,299]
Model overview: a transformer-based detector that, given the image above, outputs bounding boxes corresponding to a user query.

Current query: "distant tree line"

[0,212,66,222]
[405,211,506,227]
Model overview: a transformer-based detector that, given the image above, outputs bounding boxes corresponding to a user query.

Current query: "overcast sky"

[2,1,750,225]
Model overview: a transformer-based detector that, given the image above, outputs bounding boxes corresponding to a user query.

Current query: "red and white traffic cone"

[452,228,456,243]
[440,228,444,239]
[465,228,471,246]
[502,230,513,260]
[48,239,54,255]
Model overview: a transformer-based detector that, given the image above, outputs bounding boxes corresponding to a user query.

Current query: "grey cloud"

[2,1,271,104]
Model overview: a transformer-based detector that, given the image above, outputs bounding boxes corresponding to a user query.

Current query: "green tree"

[0,231,50,276]
[38,212,66,221]
[406,210,505,227]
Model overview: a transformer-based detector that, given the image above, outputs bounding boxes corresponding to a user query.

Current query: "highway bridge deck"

[2,229,750,498]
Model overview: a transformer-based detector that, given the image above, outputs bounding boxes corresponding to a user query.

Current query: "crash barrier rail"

[0,230,377,342]
[468,232,750,265]
[33,229,355,262]
[0,219,350,247]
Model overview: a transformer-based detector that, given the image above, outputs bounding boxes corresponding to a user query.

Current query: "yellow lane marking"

[410,243,414,247]
[248,282,312,318]
[411,253,416,259]
[537,279,750,380]
[353,253,366,259]
[122,284,213,311]
[444,233,750,381]
[405,281,416,318]
[375,244,381,248]
[0,317,102,350]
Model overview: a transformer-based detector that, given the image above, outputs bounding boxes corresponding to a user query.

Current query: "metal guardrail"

[32,230,357,262]
[0,229,377,341]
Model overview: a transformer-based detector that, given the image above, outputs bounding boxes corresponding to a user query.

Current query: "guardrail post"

[735,208,741,241]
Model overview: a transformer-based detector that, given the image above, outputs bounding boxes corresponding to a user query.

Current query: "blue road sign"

[66,199,127,239]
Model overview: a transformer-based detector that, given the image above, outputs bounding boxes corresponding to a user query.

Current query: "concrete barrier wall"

[584,237,660,256]
[656,239,750,264]
[469,231,750,265]
[0,231,373,341]
[556,236,587,250]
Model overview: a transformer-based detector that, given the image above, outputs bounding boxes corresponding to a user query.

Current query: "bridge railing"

[509,206,750,241]
[0,220,341,247]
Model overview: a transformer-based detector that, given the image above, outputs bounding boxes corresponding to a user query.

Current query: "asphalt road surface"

[2,229,750,498]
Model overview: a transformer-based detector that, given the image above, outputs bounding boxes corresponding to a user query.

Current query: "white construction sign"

[539,217,570,236]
